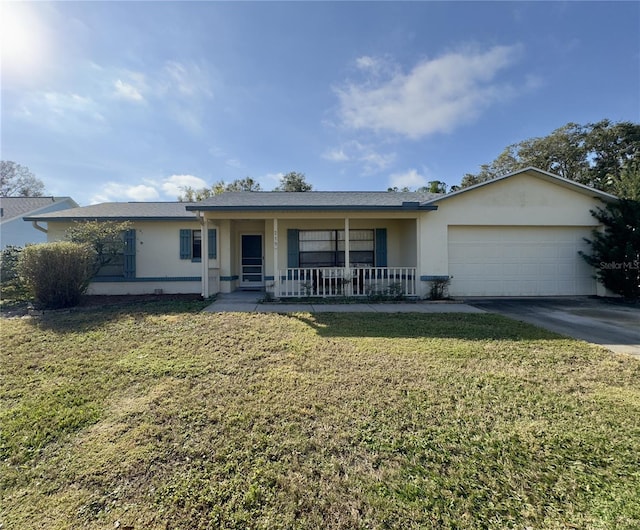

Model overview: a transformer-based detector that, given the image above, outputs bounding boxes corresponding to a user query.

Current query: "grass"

[1,300,639,529]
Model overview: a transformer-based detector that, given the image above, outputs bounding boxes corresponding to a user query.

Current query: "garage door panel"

[448,226,596,296]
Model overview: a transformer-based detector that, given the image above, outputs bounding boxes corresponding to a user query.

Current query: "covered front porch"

[197,212,423,299]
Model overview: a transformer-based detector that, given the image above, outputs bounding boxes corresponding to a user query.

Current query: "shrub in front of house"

[0,245,29,301]
[18,242,95,309]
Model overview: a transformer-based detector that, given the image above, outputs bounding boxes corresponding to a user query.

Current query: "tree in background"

[65,220,132,275]
[274,172,312,192]
[426,181,447,194]
[580,198,640,301]
[387,181,447,194]
[610,160,640,201]
[459,120,640,194]
[178,177,262,201]
[225,177,262,192]
[0,161,46,197]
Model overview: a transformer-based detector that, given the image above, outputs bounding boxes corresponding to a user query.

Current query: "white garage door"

[448,226,597,297]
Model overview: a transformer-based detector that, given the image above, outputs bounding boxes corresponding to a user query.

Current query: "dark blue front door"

[241,234,263,287]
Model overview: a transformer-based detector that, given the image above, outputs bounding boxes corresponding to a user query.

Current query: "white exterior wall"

[418,171,606,297]
[87,281,201,295]
[46,220,203,295]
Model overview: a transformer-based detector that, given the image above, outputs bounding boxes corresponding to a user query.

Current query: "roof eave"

[23,215,198,222]
[423,167,618,204]
[186,205,438,212]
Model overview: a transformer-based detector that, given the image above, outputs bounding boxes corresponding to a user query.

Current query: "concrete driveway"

[468,297,640,357]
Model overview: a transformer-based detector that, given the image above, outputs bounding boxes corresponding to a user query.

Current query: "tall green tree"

[0,161,46,197]
[580,199,640,300]
[225,177,262,192]
[426,181,447,194]
[611,161,640,201]
[459,120,640,194]
[274,172,313,192]
[586,120,640,192]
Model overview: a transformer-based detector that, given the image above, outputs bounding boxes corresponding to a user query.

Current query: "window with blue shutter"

[208,228,217,259]
[375,228,387,267]
[180,229,192,259]
[123,229,136,279]
[287,229,299,268]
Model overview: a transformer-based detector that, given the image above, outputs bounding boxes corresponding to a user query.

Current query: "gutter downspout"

[31,221,48,234]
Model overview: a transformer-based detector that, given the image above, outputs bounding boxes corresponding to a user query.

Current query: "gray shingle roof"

[1,197,78,222]
[23,191,443,221]
[24,202,198,221]
[186,191,441,210]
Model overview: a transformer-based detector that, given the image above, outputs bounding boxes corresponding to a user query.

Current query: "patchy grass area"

[1,301,639,529]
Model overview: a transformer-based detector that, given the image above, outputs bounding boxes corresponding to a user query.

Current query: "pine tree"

[580,199,640,300]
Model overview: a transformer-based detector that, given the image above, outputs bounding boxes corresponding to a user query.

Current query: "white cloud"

[322,148,350,162]
[354,55,398,79]
[323,141,395,174]
[15,90,106,132]
[158,61,213,134]
[336,45,523,139]
[389,168,428,189]
[163,60,213,99]
[43,91,104,119]
[160,174,208,198]
[90,182,160,203]
[91,174,212,203]
[225,158,243,169]
[355,55,378,71]
[360,149,396,174]
[169,106,205,134]
[114,79,144,102]
[262,172,285,187]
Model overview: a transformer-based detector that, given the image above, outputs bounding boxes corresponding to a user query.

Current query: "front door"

[241,234,263,288]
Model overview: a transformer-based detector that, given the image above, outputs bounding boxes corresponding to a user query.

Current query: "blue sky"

[1,1,639,205]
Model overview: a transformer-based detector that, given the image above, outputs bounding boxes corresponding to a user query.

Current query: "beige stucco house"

[25,168,615,298]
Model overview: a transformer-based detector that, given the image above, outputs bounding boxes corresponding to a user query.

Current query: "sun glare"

[0,2,51,83]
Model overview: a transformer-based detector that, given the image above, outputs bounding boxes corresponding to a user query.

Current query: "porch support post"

[200,215,209,298]
[344,217,350,270]
[273,218,278,293]
[415,216,421,297]
[220,219,232,293]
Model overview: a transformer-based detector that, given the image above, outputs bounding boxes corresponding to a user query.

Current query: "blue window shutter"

[287,229,299,268]
[375,228,387,267]
[180,229,191,259]
[124,229,136,279]
[208,229,217,259]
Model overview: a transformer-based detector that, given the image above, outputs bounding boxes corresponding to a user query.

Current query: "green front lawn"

[1,301,639,529]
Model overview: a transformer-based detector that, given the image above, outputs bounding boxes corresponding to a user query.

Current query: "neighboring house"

[25,168,616,298]
[0,196,79,249]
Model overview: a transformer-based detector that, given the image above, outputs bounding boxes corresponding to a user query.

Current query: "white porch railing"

[275,267,417,298]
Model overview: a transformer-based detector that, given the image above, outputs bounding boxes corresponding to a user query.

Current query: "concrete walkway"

[203,291,484,314]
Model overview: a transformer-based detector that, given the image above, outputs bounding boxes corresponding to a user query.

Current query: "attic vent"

[0,208,3,217]
[401,201,420,209]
